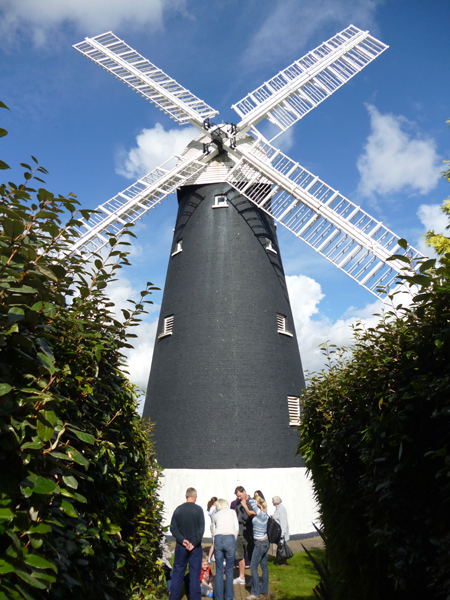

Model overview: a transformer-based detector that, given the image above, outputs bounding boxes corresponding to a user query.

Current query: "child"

[200,554,214,597]
[158,536,173,593]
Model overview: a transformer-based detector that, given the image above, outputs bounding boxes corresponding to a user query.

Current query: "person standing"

[170,487,205,600]
[207,497,218,562]
[272,496,290,565]
[244,494,269,600]
[272,496,289,543]
[233,486,255,585]
[212,498,239,600]
[230,489,239,511]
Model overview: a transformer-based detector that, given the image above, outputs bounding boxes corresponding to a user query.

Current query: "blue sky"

[1,0,449,399]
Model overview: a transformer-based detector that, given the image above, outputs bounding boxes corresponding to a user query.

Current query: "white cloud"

[105,275,159,407]
[241,0,380,72]
[417,203,449,234]
[258,122,296,151]
[123,321,158,390]
[415,203,449,257]
[357,104,441,198]
[107,277,140,317]
[106,273,160,324]
[286,274,324,326]
[115,123,198,179]
[0,0,186,46]
[286,274,413,375]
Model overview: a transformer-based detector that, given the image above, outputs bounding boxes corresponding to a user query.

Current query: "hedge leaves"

[0,103,163,600]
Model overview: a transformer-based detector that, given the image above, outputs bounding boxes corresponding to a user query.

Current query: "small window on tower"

[158,315,174,339]
[212,194,229,208]
[287,396,301,427]
[265,238,277,254]
[171,240,183,256]
[277,313,293,337]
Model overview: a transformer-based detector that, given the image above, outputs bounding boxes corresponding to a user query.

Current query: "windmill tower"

[71,26,421,535]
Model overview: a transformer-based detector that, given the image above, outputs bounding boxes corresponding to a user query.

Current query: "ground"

[166,536,325,600]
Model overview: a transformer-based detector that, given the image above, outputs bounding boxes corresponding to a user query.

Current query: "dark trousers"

[170,544,202,600]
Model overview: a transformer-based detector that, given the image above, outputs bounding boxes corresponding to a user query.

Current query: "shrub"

[0,102,163,600]
[299,249,450,600]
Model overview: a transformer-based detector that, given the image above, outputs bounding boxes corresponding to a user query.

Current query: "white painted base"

[158,467,320,537]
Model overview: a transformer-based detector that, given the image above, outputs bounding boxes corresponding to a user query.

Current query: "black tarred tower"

[144,179,305,469]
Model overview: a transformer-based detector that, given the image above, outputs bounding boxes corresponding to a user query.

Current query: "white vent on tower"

[171,240,183,256]
[158,315,174,339]
[265,238,277,254]
[287,396,301,427]
[212,194,229,208]
[277,313,293,337]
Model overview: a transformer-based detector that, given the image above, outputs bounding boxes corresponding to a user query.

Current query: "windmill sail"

[71,26,414,298]
[74,32,218,128]
[226,138,420,297]
[68,151,206,258]
[232,25,388,141]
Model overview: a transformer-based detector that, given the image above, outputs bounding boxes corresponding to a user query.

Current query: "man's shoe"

[246,595,260,600]
[233,577,245,585]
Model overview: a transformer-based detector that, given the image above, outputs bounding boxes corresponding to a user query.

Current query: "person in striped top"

[241,494,269,600]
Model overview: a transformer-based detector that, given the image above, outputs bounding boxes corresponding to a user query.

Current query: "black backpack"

[267,516,282,544]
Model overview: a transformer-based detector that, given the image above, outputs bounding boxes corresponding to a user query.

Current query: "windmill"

[72,25,420,536]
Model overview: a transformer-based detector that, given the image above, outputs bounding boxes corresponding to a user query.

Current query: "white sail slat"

[68,152,206,259]
[74,32,218,127]
[225,139,420,298]
[232,25,388,140]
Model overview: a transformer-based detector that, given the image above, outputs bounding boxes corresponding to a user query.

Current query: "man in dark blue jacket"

[170,487,205,600]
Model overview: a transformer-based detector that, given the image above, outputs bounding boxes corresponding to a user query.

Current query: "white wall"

[159,467,319,538]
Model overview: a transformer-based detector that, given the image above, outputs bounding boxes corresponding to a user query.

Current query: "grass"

[267,549,325,600]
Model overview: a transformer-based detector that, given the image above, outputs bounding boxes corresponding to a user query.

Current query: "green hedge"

[0,102,163,600]
[299,251,450,600]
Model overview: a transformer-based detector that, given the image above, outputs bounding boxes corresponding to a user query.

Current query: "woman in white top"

[212,499,239,600]
[272,496,289,542]
[272,496,290,565]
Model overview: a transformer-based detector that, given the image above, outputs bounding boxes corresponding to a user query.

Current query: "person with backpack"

[243,494,269,600]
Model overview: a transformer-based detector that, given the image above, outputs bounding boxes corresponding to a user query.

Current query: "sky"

[1,0,449,409]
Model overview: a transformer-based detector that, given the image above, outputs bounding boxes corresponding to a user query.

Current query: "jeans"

[170,544,202,600]
[214,534,236,600]
[250,538,270,598]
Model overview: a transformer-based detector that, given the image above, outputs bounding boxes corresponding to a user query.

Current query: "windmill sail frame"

[71,25,419,299]
[232,25,388,141]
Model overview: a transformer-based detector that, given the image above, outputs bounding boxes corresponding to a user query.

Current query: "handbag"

[267,516,282,544]
[276,540,293,561]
